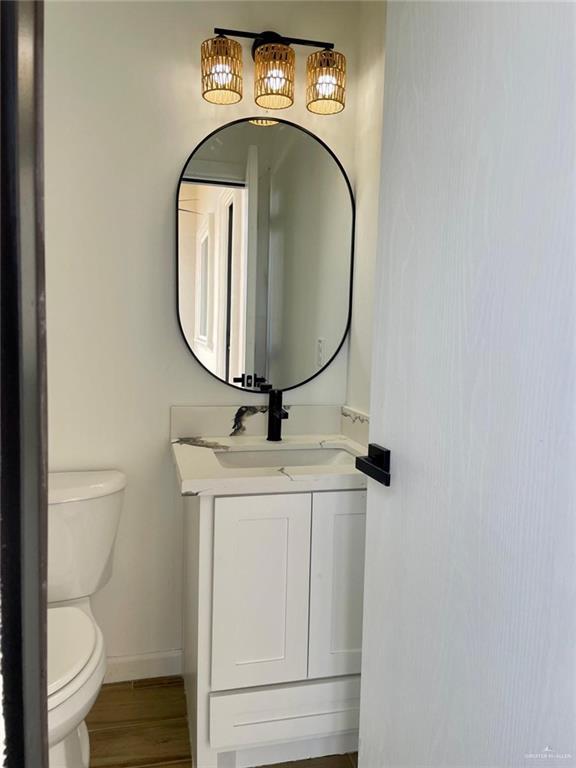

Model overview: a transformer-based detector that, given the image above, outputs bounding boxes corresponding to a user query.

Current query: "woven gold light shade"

[306,49,346,115]
[201,36,243,105]
[249,118,279,126]
[254,43,295,109]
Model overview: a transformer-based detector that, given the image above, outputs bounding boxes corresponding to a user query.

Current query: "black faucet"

[266,388,288,441]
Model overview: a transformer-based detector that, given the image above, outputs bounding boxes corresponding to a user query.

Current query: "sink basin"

[214,447,356,469]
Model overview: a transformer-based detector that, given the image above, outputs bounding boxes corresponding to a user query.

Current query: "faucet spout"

[267,389,288,441]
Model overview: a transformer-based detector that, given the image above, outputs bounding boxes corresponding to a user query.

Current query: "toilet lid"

[47,607,97,697]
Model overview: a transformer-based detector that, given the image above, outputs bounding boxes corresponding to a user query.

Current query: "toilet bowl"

[47,471,125,768]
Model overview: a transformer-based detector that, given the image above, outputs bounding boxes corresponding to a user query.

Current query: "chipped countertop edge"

[171,433,368,496]
[341,406,370,424]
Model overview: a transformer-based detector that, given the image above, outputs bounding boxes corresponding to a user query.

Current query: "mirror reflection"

[177,119,354,391]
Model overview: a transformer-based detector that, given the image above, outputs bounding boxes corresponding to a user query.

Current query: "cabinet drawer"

[209,676,360,749]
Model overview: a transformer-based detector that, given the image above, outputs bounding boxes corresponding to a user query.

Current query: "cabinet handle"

[355,444,391,487]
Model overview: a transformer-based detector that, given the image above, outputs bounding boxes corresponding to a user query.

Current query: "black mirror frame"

[175,116,356,394]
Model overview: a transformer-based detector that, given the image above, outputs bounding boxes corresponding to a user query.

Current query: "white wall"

[346,2,387,415]
[45,2,385,672]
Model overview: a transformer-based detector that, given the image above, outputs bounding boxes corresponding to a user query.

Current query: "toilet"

[47,470,126,768]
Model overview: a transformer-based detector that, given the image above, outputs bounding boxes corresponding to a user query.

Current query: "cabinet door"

[212,494,311,690]
[309,490,367,678]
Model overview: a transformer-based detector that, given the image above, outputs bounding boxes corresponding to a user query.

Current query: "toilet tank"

[48,470,126,604]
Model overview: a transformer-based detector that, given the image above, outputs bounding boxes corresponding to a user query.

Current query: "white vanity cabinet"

[182,487,366,768]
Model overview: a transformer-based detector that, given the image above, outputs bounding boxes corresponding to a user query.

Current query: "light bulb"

[316,73,337,98]
[265,67,286,92]
[211,62,233,87]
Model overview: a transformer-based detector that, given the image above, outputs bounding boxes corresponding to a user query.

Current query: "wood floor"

[87,676,358,768]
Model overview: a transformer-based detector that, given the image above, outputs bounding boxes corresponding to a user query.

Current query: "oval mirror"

[177,118,354,392]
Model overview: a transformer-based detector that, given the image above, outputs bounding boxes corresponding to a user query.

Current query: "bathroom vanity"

[172,413,368,768]
[173,115,366,766]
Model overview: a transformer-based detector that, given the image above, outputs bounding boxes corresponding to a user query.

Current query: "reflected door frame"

[179,181,248,383]
[218,186,247,384]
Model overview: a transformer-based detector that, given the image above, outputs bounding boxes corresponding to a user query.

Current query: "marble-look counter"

[171,434,367,496]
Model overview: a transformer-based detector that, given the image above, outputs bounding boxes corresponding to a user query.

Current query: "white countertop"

[171,434,367,496]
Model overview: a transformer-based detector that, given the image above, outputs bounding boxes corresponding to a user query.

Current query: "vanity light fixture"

[201,28,346,114]
[200,35,243,104]
[306,48,346,114]
[254,41,295,109]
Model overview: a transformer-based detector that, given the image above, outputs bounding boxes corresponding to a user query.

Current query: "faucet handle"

[234,373,270,389]
[233,373,252,387]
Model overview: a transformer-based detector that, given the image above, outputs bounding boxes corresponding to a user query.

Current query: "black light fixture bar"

[213,28,335,51]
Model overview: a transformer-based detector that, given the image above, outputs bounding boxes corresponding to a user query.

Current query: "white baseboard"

[234,732,359,768]
[104,649,182,683]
